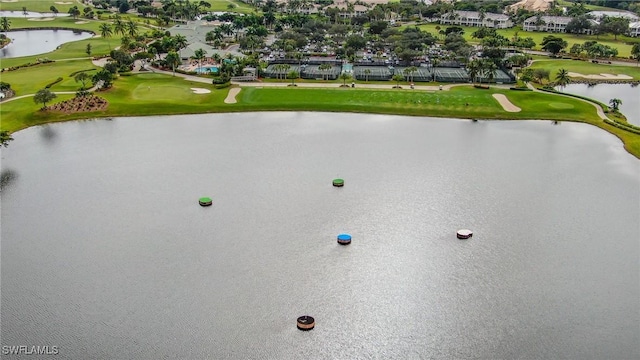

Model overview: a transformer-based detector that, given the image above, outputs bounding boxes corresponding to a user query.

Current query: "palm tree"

[0,17,10,32]
[126,20,138,38]
[113,15,126,37]
[340,72,351,86]
[403,66,418,84]
[174,34,188,58]
[99,23,113,50]
[191,48,207,72]
[467,59,481,85]
[287,70,298,85]
[165,51,181,76]
[120,36,131,50]
[392,73,404,88]
[555,68,570,91]
[219,24,234,39]
[318,63,332,81]
[364,68,371,82]
[294,52,304,79]
[483,60,497,87]
[609,98,622,112]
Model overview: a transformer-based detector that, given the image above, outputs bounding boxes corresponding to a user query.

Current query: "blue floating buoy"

[337,233,352,245]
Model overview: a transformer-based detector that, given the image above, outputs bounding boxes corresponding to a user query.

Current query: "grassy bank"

[1,59,99,95]
[2,72,638,158]
[529,59,640,80]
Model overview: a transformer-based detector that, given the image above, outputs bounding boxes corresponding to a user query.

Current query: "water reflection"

[39,126,57,143]
[0,168,18,191]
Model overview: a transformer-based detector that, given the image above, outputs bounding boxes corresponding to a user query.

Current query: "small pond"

[0,29,93,59]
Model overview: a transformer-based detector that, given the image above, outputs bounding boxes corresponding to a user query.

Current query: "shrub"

[45,77,64,89]
[69,69,96,77]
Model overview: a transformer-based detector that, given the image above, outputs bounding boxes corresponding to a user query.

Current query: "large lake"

[1,113,638,359]
[0,29,93,59]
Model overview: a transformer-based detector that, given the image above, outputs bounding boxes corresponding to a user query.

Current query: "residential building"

[523,15,573,32]
[629,21,640,37]
[587,10,639,22]
[440,11,513,29]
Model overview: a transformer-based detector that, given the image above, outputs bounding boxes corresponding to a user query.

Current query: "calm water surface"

[1,113,639,359]
[0,30,92,59]
[557,83,640,126]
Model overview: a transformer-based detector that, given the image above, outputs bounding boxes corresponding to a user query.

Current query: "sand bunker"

[55,1,73,4]
[224,88,241,103]
[1,0,19,3]
[492,94,521,112]
[75,21,89,24]
[191,88,211,94]
[28,17,55,21]
[567,72,632,80]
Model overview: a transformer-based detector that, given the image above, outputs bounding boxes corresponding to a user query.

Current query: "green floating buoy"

[332,178,344,187]
[199,197,213,207]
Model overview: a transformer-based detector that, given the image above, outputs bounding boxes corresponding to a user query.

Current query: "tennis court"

[477,69,515,83]
[353,66,392,81]
[263,64,301,79]
[393,67,433,82]
[434,68,470,83]
[300,64,341,80]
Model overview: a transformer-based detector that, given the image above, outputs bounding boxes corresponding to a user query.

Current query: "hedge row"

[45,77,63,89]
[69,69,97,77]
[604,119,640,135]
[2,58,54,72]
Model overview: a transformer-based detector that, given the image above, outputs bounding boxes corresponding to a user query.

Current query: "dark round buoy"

[457,229,473,239]
[297,315,315,331]
[332,178,344,187]
[337,233,352,245]
[199,197,212,206]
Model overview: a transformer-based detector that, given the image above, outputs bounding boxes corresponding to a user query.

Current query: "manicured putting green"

[548,102,575,109]
[132,84,194,101]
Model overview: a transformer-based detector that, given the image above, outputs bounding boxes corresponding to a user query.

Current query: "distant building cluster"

[439,9,639,37]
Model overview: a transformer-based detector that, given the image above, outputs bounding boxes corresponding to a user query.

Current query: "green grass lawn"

[414,23,638,58]
[1,59,98,95]
[0,73,224,131]
[0,0,77,13]
[529,59,640,80]
[232,86,601,122]
[207,0,255,13]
